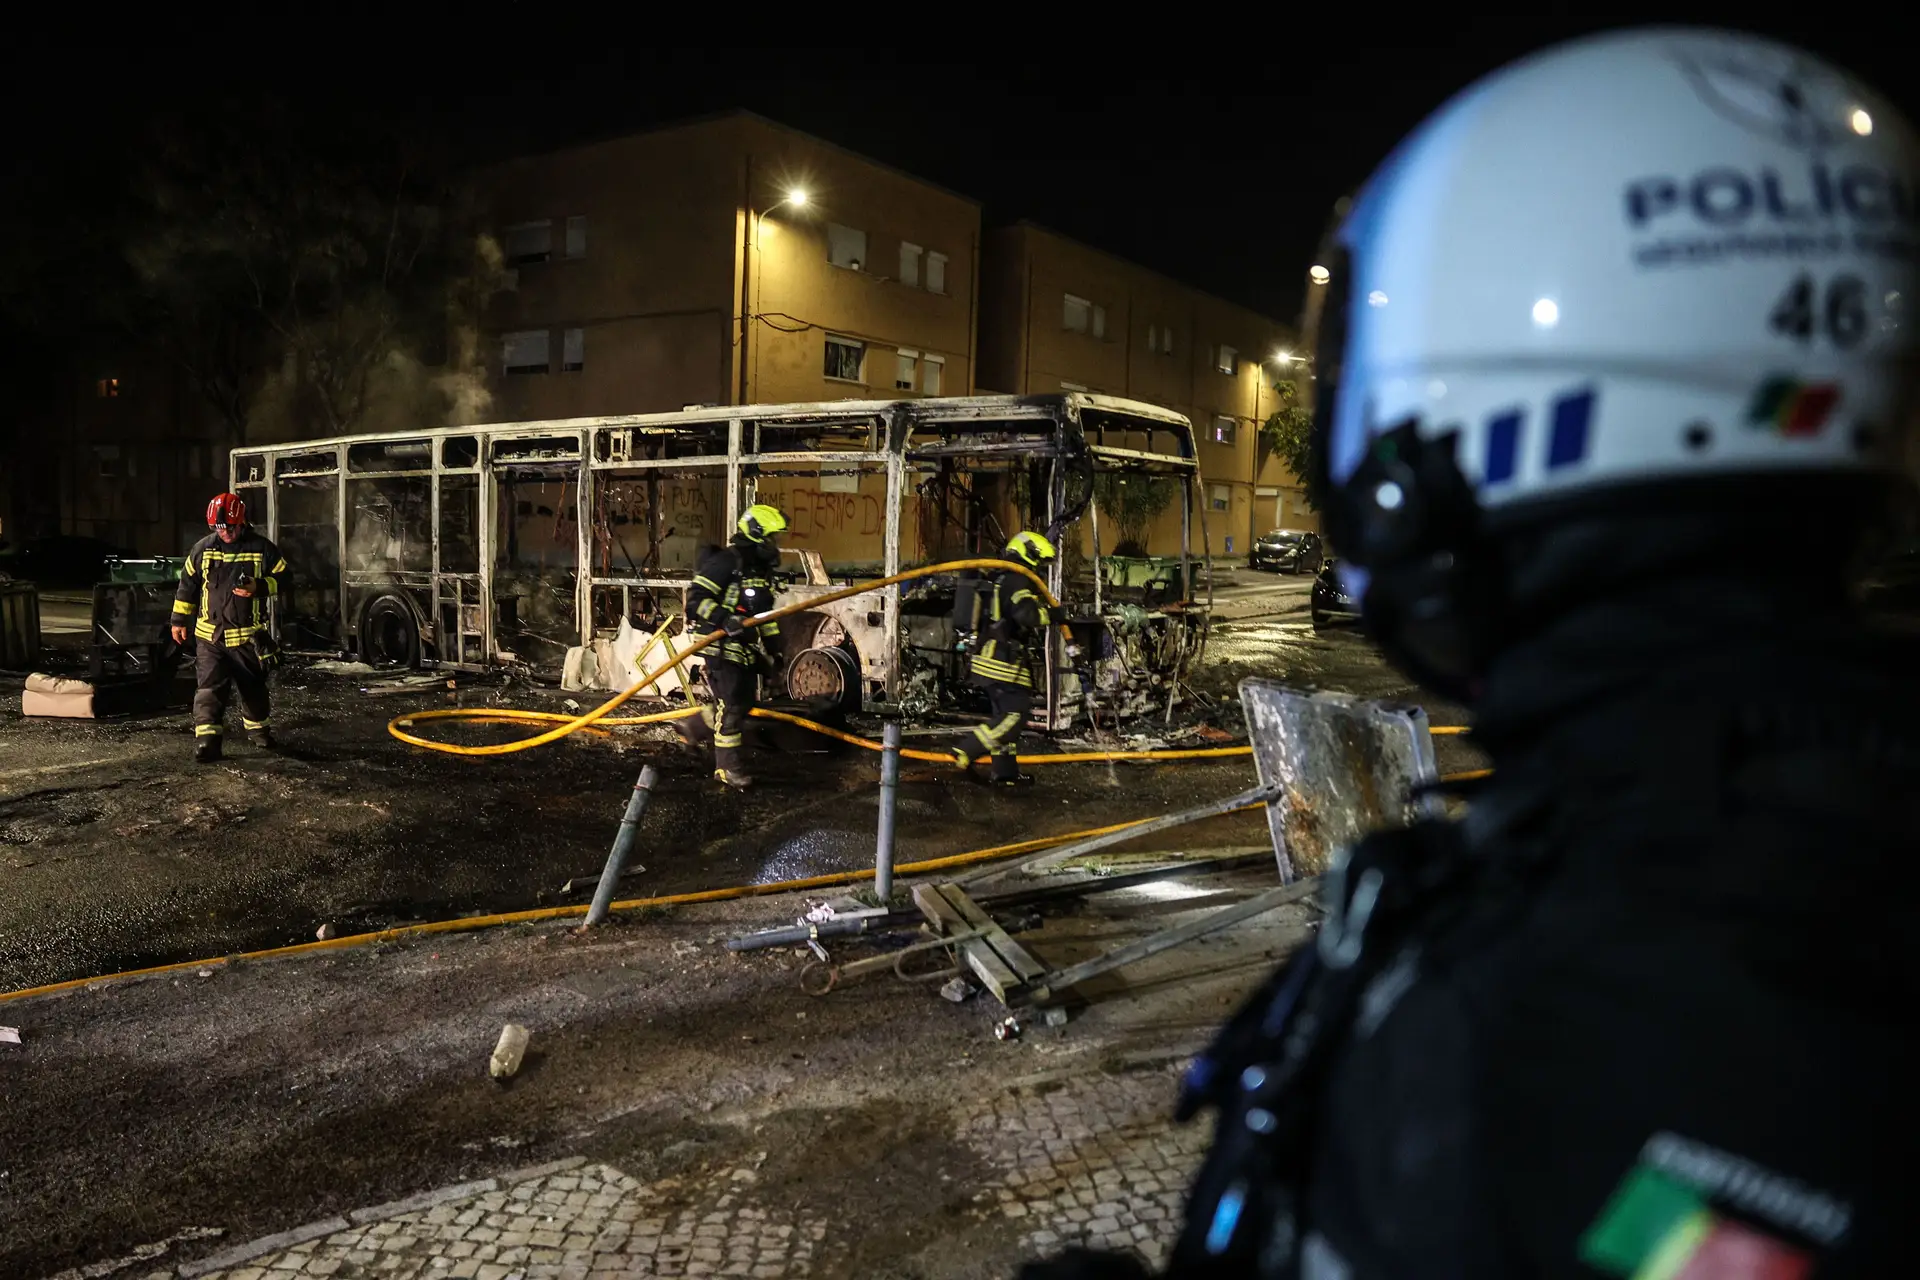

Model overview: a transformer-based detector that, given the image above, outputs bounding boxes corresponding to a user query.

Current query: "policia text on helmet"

[951,531,1059,786]
[677,503,790,789]
[1021,26,1920,1280]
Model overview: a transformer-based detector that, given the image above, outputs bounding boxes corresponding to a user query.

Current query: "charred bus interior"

[237,394,1210,734]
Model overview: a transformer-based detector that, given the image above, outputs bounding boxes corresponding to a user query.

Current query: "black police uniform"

[684,536,783,781]
[955,568,1053,783]
[1023,572,1918,1278]
[171,528,287,750]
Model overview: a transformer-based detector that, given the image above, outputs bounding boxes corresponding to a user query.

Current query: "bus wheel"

[360,594,422,669]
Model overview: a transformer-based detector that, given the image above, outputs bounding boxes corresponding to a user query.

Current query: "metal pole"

[875,721,902,901]
[585,764,659,927]
[956,781,1278,889]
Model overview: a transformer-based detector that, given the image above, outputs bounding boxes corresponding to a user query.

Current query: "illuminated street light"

[1850,108,1873,137]
[1273,350,1292,365]
[1308,264,1331,285]
[785,188,810,208]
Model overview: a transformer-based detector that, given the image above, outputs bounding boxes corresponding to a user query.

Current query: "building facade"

[10,347,235,557]
[978,222,1314,557]
[478,111,981,422]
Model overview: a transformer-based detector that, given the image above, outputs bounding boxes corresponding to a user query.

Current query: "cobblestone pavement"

[146,1062,1206,1280]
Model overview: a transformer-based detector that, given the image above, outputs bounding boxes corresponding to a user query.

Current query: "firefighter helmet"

[738,503,788,543]
[1006,531,1057,568]
[206,492,247,529]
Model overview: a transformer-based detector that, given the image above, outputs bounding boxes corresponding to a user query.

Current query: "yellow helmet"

[738,503,788,542]
[1005,530,1057,568]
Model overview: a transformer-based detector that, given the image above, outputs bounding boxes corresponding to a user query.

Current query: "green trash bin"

[105,555,184,585]
[1099,555,1189,604]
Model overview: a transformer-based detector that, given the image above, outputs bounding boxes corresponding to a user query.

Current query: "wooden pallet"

[912,882,1047,1006]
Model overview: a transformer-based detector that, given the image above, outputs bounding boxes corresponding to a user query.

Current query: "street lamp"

[784,188,809,209]
[1308,264,1331,285]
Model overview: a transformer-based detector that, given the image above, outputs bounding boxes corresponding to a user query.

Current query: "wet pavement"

[0,612,1466,995]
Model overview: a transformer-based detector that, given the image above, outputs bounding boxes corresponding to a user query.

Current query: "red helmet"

[206,492,247,529]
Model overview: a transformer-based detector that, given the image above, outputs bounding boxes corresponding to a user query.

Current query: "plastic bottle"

[490,1024,530,1079]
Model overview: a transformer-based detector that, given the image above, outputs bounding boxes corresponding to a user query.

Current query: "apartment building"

[12,347,235,555]
[978,222,1312,556]
[478,110,981,420]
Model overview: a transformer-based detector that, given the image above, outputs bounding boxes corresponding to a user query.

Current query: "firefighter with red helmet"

[170,493,289,763]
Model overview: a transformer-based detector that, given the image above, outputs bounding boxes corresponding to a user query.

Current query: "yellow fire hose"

[0,805,1270,1005]
[388,556,1472,763]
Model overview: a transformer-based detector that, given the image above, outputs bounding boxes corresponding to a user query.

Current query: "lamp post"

[1248,349,1311,560]
[738,177,809,405]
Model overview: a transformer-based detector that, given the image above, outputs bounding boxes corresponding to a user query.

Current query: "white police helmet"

[1316,28,1919,588]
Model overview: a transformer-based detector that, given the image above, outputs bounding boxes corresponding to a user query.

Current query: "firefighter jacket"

[969,569,1053,689]
[171,529,288,647]
[688,539,782,668]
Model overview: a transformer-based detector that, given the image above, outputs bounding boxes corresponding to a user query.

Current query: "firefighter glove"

[721,613,749,638]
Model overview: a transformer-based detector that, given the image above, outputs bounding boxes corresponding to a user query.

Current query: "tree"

[1093,472,1177,557]
[1258,376,1318,512]
[123,100,508,443]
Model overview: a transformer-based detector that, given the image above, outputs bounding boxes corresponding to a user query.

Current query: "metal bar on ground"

[984,847,1271,911]
[1030,876,1323,1006]
[876,721,901,901]
[584,765,659,927]
[955,783,1278,889]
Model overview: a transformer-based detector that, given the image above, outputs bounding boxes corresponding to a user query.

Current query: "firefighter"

[169,492,288,763]
[1020,26,1920,1280]
[678,503,788,789]
[951,530,1059,786]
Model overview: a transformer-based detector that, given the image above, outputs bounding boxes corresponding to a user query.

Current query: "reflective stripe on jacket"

[969,570,1052,689]
[687,543,782,668]
[171,529,288,647]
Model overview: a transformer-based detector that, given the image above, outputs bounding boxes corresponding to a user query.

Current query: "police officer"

[679,503,788,789]
[1023,27,1919,1279]
[952,531,1059,786]
[170,492,288,763]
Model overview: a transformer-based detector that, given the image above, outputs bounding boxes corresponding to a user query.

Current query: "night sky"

[6,16,1912,329]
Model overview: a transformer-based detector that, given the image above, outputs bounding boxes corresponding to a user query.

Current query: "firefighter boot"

[674,707,714,750]
[990,751,1034,787]
[195,733,223,764]
[249,728,276,750]
[713,743,753,790]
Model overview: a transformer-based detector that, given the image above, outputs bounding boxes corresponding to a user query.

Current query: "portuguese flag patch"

[1579,1166,1813,1279]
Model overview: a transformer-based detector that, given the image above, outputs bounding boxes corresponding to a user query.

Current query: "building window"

[562,327,584,373]
[1209,483,1231,512]
[1215,344,1238,375]
[503,329,551,375]
[564,216,587,260]
[96,377,121,398]
[828,223,867,271]
[1212,414,1237,445]
[1155,325,1174,355]
[899,242,922,287]
[1064,294,1091,334]
[94,444,124,478]
[922,354,945,395]
[1146,324,1159,353]
[895,348,918,391]
[824,334,866,382]
[1092,304,1107,340]
[504,221,553,266]
[927,251,948,295]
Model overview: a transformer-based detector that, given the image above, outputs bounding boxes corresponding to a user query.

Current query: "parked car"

[1310,557,1362,628]
[1251,529,1324,574]
[0,535,137,588]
